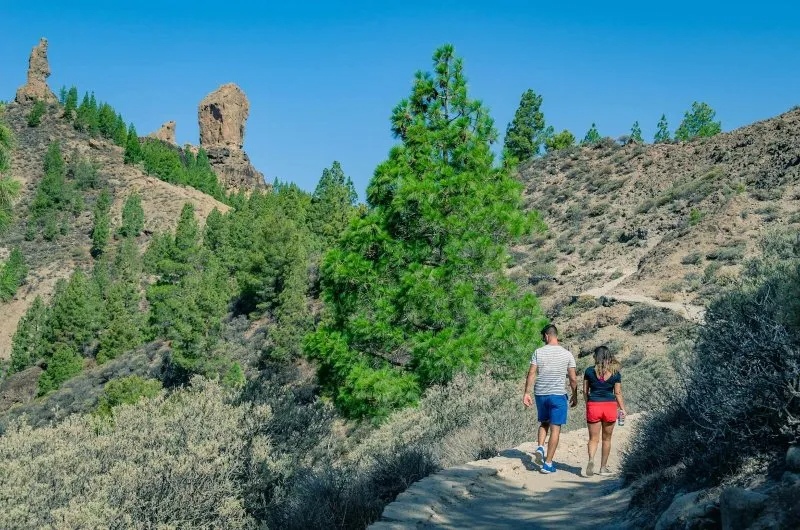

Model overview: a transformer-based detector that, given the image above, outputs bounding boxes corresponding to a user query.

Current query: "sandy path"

[372,415,640,529]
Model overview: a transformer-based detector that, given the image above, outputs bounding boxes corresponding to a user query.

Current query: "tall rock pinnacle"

[148,121,177,145]
[197,83,265,191]
[15,38,58,105]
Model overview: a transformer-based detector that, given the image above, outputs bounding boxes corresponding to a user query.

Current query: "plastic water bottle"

[617,409,625,426]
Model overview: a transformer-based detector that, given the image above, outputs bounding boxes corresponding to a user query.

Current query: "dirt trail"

[580,236,705,323]
[372,415,640,529]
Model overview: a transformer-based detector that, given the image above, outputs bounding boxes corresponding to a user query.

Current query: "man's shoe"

[541,461,557,474]
[534,446,545,465]
[585,460,594,477]
[598,467,613,476]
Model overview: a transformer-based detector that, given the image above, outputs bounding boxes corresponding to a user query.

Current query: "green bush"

[27,100,46,127]
[38,344,84,395]
[95,375,162,416]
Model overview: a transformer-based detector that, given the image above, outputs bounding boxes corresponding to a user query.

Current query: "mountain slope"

[0,102,229,360]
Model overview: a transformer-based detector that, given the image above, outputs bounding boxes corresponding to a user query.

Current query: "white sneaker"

[598,467,614,476]
[585,460,595,477]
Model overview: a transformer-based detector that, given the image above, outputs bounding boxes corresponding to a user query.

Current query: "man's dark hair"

[541,324,558,338]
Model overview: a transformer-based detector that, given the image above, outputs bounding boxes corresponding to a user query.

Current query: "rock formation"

[148,121,177,145]
[198,83,265,191]
[15,38,58,105]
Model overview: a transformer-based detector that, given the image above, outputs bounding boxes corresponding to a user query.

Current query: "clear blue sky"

[2,1,798,197]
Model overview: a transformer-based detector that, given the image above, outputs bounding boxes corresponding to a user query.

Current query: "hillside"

[512,108,800,373]
[0,102,229,361]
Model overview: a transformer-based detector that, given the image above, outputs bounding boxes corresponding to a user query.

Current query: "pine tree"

[63,86,79,121]
[44,270,103,357]
[582,123,601,145]
[113,114,127,146]
[630,121,644,143]
[124,124,143,164]
[9,296,47,373]
[37,344,83,395]
[203,208,228,253]
[545,129,576,152]
[675,102,722,141]
[27,100,46,127]
[0,247,27,301]
[307,45,547,418]
[97,103,117,139]
[309,161,358,245]
[654,114,671,143]
[503,89,552,163]
[119,192,144,238]
[91,208,110,258]
[0,117,19,233]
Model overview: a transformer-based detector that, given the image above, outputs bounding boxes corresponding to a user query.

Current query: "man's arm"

[523,364,537,407]
[567,367,578,407]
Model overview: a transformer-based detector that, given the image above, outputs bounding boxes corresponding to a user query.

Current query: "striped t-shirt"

[531,345,577,396]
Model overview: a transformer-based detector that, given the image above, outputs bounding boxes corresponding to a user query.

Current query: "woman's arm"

[614,382,626,416]
[583,377,590,402]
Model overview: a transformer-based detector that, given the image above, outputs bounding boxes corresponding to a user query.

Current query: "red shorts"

[586,401,618,423]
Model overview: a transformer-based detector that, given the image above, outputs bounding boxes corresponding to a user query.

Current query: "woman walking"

[583,346,627,476]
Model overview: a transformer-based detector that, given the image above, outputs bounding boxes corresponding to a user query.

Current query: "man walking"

[522,324,578,474]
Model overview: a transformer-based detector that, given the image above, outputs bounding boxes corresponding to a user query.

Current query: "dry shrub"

[623,241,800,521]
[273,372,568,528]
[0,378,271,530]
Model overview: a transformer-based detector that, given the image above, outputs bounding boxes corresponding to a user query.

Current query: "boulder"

[719,487,768,530]
[15,38,58,105]
[148,121,177,145]
[198,83,248,150]
[655,490,719,530]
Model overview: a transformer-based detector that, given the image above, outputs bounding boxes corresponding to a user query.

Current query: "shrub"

[27,100,46,127]
[621,305,682,335]
[0,378,268,529]
[681,251,703,265]
[623,249,800,521]
[37,344,84,395]
[95,375,162,417]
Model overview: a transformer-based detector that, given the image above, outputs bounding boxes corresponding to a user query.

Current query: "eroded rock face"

[148,121,177,145]
[197,83,264,191]
[15,38,58,105]
[198,83,248,150]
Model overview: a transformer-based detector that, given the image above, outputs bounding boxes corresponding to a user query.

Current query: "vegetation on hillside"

[0,112,21,233]
[503,89,553,163]
[623,233,800,524]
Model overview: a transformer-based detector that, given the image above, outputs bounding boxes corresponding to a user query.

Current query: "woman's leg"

[600,421,616,468]
[587,421,601,461]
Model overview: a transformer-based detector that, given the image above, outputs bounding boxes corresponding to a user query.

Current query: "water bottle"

[617,409,625,426]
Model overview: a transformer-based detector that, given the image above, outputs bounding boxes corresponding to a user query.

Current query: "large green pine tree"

[674,102,722,141]
[306,45,547,418]
[503,89,553,163]
[44,269,103,358]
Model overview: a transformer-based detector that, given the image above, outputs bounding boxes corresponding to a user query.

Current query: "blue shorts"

[535,394,568,426]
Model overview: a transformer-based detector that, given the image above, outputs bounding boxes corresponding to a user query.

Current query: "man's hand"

[569,393,578,408]
[523,393,533,408]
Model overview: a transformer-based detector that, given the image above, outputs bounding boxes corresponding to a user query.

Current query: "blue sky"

[2,1,798,197]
